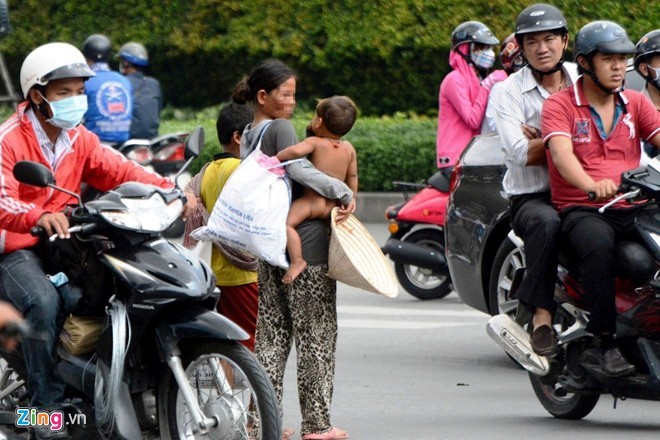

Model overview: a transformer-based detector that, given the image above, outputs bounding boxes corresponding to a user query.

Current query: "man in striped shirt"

[494,3,578,356]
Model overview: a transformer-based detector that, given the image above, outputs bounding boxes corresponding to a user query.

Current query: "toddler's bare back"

[308,138,355,181]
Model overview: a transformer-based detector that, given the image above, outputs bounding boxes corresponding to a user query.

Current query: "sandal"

[301,426,349,440]
[282,428,295,440]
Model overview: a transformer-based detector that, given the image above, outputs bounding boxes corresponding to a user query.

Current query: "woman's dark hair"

[232,59,295,104]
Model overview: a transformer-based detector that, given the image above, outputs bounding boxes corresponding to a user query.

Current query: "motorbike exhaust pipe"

[486,314,550,376]
[382,238,447,271]
[553,383,568,397]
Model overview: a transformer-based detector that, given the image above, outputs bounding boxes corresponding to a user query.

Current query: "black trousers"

[510,192,560,313]
[561,205,646,335]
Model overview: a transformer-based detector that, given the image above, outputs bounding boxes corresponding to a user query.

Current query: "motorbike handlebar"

[597,188,641,214]
[31,223,97,241]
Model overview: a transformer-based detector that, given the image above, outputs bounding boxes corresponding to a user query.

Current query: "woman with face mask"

[436,21,507,173]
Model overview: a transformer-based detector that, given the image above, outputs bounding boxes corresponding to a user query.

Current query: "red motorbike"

[487,162,660,420]
[382,170,452,300]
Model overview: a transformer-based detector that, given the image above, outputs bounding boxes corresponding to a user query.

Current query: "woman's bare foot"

[283,260,307,284]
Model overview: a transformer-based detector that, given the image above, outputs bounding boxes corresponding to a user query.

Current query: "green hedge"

[162,107,437,192]
[0,0,656,115]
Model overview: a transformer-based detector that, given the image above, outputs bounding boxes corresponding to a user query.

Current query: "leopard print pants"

[254,261,337,435]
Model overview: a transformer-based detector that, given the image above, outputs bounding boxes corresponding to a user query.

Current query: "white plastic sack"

[191,149,291,268]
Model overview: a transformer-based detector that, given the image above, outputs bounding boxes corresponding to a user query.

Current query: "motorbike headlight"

[100,193,183,233]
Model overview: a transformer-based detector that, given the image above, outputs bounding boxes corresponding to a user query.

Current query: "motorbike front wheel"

[158,339,281,440]
[394,229,452,300]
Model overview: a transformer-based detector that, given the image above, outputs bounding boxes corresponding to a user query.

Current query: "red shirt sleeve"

[541,93,573,145]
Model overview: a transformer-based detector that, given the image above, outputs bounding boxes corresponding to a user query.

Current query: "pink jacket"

[436,44,503,168]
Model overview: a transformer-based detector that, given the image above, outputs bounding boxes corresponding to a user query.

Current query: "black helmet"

[451,21,499,49]
[82,34,112,62]
[515,3,568,42]
[634,29,660,73]
[573,21,635,61]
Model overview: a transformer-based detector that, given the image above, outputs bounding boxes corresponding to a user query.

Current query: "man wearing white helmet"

[0,42,171,439]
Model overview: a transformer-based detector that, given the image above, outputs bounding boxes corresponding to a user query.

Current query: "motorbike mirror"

[13,161,54,187]
[13,160,83,208]
[184,126,204,159]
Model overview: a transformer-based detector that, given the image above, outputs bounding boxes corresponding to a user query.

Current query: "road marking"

[338,319,480,330]
[338,305,486,318]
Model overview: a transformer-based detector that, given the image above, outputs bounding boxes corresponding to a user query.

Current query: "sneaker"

[33,425,69,440]
[601,347,636,377]
[530,325,558,356]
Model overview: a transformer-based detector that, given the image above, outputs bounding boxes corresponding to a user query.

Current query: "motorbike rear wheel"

[488,237,523,317]
[158,339,281,440]
[528,367,600,420]
[394,229,452,300]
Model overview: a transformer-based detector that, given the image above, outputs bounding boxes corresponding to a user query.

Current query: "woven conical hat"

[327,208,398,298]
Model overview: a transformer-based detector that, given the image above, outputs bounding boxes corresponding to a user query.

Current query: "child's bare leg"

[282,198,313,284]
[283,223,306,284]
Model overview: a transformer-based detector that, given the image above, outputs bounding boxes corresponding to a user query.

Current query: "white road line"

[338,305,486,318]
[338,319,479,330]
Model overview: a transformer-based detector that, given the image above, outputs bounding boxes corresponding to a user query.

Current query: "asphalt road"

[278,223,660,440]
[2,223,659,439]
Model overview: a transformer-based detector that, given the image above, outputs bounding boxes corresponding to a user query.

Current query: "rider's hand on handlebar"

[37,212,70,239]
[586,179,618,201]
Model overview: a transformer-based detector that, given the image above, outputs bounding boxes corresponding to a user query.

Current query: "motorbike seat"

[427,170,450,193]
[559,240,655,284]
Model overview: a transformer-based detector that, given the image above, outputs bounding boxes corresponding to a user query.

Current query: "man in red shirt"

[542,21,660,377]
[0,42,171,440]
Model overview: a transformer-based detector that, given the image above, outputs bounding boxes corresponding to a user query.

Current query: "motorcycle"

[487,159,660,420]
[0,126,281,439]
[105,132,192,238]
[381,170,452,300]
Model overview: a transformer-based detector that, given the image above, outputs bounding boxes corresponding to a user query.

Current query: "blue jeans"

[0,249,67,409]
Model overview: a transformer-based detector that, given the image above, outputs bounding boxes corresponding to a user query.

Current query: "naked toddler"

[276,96,358,283]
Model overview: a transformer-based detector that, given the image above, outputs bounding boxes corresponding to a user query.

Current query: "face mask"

[648,65,660,89]
[40,94,88,130]
[471,48,496,70]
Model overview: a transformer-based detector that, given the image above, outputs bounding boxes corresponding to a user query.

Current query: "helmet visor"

[597,39,636,55]
[473,27,499,46]
[517,20,566,35]
[41,63,95,83]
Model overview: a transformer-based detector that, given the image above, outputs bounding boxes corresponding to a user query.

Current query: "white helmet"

[20,42,95,99]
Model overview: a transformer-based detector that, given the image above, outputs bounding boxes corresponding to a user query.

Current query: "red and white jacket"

[0,102,172,254]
